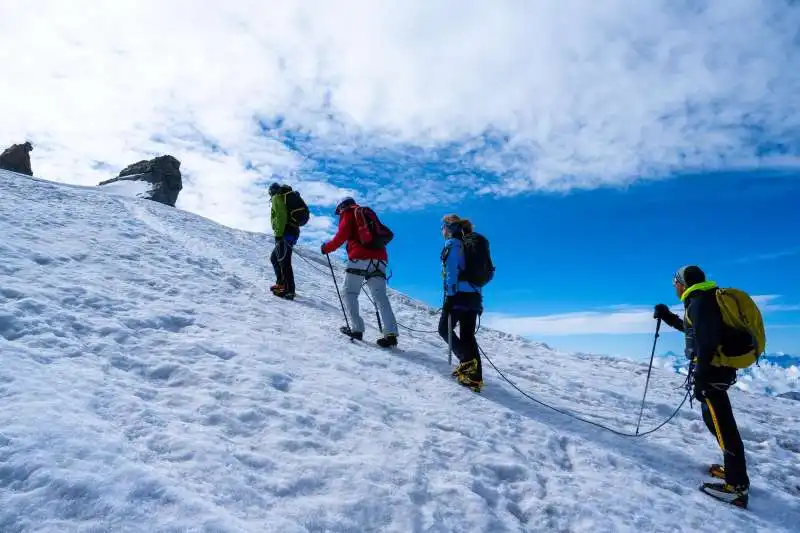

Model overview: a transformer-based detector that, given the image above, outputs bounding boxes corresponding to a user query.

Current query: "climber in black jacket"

[654,265,750,507]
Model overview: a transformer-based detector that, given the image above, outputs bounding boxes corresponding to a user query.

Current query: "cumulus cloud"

[1,0,798,232]
[484,295,800,336]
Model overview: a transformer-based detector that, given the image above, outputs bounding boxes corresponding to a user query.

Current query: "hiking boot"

[456,373,484,392]
[700,482,749,508]
[376,334,398,348]
[270,283,283,292]
[453,359,478,378]
[709,464,725,480]
[339,326,363,341]
[271,287,295,300]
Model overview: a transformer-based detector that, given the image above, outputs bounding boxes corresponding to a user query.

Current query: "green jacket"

[271,191,288,238]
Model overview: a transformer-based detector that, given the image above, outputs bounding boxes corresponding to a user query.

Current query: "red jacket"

[321,206,388,261]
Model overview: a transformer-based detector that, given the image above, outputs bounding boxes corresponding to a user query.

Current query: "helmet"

[268,182,281,196]
[335,196,356,215]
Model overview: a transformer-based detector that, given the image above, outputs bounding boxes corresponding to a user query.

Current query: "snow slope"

[1,169,799,533]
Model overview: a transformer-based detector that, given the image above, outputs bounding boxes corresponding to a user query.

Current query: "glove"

[653,303,671,320]
[320,243,328,255]
[442,296,453,313]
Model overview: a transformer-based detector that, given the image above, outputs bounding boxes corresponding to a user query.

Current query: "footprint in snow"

[270,373,292,392]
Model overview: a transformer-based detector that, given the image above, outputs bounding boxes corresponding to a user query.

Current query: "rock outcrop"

[99,155,183,207]
[0,142,33,176]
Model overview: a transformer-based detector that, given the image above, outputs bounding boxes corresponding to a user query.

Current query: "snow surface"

[1,169,799,533]
[96,178,153,202]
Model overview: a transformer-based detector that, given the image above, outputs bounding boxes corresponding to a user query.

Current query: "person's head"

[23,141,32,151]
[441,214,473,239]
[335,196,357,216]
[268,182,282,197]
[672,265,705,298]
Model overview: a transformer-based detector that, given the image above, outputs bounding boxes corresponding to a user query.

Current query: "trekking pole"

[360,278,384,334]
[326,254,351,333]
[448,313,453,366]
[635,318,661,435]
[374,304,383,334]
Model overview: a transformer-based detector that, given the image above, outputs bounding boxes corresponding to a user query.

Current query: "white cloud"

[485,295,800,336]
[484,308,667,336]
[1,0,798,231]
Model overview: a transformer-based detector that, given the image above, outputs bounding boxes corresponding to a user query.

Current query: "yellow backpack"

[713,288,766,369]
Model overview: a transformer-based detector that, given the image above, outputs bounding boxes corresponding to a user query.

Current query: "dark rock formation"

[99,155,183,207]
[0,142,33,176]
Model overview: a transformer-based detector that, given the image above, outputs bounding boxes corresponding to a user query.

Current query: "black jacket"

[662,285,749,387]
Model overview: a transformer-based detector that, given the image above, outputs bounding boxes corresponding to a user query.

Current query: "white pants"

[343,259,398,336]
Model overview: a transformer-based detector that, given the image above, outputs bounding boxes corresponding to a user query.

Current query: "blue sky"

[375,169,800,360]
[3,1,799,360]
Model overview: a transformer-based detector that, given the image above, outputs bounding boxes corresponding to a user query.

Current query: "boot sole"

[699,485,748,508]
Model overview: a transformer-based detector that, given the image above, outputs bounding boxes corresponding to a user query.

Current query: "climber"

[321,197,398,348]
[269,182,309,300]
[654,265,753,507]
[438,214,494,392]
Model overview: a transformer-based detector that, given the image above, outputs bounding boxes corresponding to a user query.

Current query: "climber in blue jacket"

[438,214,483,391]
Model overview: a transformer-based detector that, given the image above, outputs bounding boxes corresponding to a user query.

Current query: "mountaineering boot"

[270,283,283,292]
[454,359,483,392]
[453,359,477,378]
[456,373,484,392]
[708,464,725,480]
[376,334,398,348]
[271,286,295,300]
[700,482,749,508]
[339,326,363,341]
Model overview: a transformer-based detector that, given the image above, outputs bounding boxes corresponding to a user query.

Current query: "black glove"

[653,303,671,320]
[320,243,327,255]
[442,296,453,313]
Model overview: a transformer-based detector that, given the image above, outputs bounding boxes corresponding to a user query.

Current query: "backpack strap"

[282,190,307,227]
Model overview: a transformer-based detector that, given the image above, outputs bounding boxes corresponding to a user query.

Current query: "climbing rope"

[294,249,331,276]
[295,247,687,438]
[478,343,690,438]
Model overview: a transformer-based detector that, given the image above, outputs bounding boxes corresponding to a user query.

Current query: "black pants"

[701,388,749,487]
[438,308,482,380]
[270,239,295,293]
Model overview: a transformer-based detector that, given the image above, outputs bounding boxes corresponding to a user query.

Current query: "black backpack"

[284,190,310,227]
[459,232,495,287]
[354,206,394,249]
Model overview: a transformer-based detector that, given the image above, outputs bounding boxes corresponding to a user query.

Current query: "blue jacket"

[442,238,481,297]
